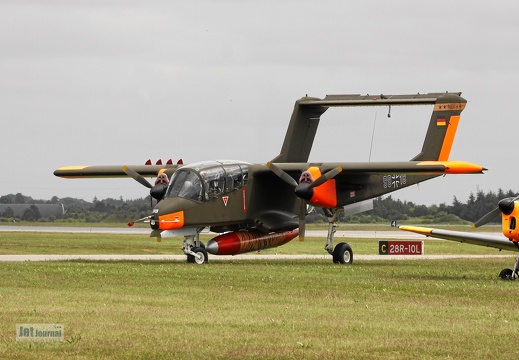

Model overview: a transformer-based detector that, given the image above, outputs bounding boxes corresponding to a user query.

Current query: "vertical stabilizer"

[271,97,328,163]
[411,93,466,161]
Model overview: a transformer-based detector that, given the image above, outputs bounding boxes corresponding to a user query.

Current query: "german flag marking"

[436,117,447,126]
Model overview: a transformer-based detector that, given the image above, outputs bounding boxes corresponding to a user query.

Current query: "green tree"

[22,205,41,221]
[2,206,14,218]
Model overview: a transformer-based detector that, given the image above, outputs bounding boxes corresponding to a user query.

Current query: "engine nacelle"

[502,203,519,242]
[206,229,299,255]
[296,167,338,208]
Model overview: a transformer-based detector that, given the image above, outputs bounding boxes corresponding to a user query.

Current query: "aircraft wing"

[54,164,179,178]
[399,225,519,252]
[274,160,485,175]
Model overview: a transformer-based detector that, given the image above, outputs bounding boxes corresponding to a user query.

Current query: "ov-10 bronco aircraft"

[400,195,519,280]
[54,92,485,264]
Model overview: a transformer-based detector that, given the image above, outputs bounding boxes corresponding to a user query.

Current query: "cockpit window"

[200,167,225,200]
[166,161,250,202]
[224,165,242,192]
[166,170,203,202]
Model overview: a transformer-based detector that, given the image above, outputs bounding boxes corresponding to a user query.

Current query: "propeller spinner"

[123,166,169,205]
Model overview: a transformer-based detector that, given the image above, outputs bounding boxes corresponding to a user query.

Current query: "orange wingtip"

[56,166,89,171]
[417,161,486,174]
[398,225,433,235]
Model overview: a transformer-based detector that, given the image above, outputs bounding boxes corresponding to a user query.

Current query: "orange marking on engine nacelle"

[158,211,184,230]
[305,166,338,208]
[310,179,337,208]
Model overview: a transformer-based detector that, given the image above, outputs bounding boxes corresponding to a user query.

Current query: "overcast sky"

[1,1,518,205]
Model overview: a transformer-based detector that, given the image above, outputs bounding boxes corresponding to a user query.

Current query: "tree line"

[0,189,516,224]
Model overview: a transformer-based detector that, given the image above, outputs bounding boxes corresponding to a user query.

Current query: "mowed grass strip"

[1,258,519,359]
[0,231,508,256]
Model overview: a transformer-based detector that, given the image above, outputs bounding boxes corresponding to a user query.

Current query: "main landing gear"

[323,208,353,264]
[498,253,519,280]
[182,230,208,264]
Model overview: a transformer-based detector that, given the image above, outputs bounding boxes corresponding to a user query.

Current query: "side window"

[241,165,249,186]
[224,165,243,192]
[201,168,225,200]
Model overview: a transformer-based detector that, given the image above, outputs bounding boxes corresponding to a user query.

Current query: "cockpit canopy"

[166,160,250,202]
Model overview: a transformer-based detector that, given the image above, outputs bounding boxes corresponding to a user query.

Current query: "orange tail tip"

[418,161,486,174]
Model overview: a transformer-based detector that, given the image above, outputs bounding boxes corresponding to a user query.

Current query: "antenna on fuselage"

[368,111,377,162]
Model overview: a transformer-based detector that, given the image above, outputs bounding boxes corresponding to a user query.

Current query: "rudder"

[412,93,467,161]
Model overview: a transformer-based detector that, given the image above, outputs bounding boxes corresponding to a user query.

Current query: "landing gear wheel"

[499,268,515,280]
[191,247,208,264]
[333,242,353,264]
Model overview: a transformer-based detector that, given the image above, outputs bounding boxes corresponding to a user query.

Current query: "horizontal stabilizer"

[300,92,460,108]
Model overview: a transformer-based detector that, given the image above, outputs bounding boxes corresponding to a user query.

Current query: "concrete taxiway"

[0,225,510,262]
[0,254,513,262]
[0,225,448,239]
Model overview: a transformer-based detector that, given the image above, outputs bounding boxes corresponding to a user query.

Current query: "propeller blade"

[309,166,343,188]
[299,200,306,241]
[123,166,153,189]
[267,162,298,187]
[473,207,501,228]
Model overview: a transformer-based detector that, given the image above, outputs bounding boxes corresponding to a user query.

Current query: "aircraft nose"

[149,210,185,230]
[499,198,515,215]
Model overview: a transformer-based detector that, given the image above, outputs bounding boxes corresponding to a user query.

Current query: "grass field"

[1,228,518,359]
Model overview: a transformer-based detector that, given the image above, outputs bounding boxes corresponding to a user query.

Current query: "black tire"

[192,247,208,264]
[499,268,515,280]
[333,242,353,264]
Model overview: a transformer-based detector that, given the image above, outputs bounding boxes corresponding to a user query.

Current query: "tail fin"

[271,96,327,163]
[273,92,466,163]
[411,93,467,161]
